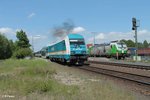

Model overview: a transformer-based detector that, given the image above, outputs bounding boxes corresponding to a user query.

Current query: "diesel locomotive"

[47,34,88,65]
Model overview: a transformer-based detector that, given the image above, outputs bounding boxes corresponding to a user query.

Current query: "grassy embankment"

[0,59,137,100]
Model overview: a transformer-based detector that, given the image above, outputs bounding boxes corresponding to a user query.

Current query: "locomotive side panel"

[48,40,67,61]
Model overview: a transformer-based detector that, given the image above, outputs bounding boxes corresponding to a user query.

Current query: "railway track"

[78,65,150,86]
[89,61,150,70]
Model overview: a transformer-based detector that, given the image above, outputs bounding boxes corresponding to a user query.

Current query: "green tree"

[143,40,149,48]
[120,39,135,47]
[13,30,32,59]
[9,40,16,53]
[0,34,12,59]
[13,48,32,59]
[16,30,31,48]
[138,42,144,48]
[126,40,135,47]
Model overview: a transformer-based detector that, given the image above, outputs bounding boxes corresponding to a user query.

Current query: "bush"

[0,34,12,59]
[13,48,32,59]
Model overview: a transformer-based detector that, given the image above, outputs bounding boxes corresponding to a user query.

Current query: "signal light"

[132,17,136,30]
[132,27,135,30]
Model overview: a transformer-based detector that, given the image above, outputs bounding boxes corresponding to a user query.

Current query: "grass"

[0,59,140,100]
[77,81,135,100]
[0,59,78,99]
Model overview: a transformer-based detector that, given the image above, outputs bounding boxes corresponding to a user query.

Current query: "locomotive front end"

[116,42,128,59]
[68,34,88,64]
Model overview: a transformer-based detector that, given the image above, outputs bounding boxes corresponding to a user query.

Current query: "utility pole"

[92,32,96,57]
[132,17,140,61]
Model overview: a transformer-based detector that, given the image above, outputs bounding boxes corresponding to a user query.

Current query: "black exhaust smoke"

[52,19,74,38]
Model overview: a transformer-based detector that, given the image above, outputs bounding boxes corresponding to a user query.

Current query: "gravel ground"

[49,61,150,100]
[38,58,150,99]
[88,57,150,96]
[89,63,150,95]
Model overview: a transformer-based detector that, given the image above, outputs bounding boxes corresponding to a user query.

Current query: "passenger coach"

[48,34,87,65]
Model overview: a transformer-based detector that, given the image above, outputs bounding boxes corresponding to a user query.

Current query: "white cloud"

[0,27,19,35]
[87,29,150,44]
[71,27,85,33]
[28,13,36,18]
[95,33,105,40]
[0,27,19,41]
[28,35,47,41]
[138,29,148,35]
[0,27,15,34]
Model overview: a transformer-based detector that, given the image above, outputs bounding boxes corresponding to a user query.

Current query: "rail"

[89,61,150,70]
[78,66,150,86]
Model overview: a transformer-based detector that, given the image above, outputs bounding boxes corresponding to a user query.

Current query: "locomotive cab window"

[117,43,127,49]
[110,45,112,48]
[69,39,85,45]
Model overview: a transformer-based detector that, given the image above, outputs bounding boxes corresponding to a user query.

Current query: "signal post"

[132,17,140,61]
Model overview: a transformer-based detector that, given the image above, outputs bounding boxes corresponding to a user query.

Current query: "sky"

[0,0,150,51]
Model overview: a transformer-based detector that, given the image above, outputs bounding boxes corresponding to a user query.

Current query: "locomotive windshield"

[70,39,85,45]
[117,43,127,48]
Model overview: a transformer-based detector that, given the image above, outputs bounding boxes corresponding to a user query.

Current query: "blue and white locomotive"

[47,34,87,65]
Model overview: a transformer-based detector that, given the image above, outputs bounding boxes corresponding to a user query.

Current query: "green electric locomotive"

[88,41,128,59]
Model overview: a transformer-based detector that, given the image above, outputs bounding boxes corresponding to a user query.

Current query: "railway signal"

[132,17,140,61]
[132,17,136,30]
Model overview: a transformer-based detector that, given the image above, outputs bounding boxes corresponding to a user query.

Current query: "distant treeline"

[0,30,32,60]
[120,39,150,48]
